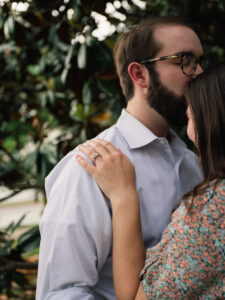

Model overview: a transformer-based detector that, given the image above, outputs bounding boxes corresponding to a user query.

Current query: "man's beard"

[146,70,188,127]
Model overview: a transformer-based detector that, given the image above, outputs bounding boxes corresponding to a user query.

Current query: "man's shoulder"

[45,123,129,192]
[49,124,118,169]
[51,123,125,169]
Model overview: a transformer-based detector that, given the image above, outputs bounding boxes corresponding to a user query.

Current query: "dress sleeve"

[140,183,225,299]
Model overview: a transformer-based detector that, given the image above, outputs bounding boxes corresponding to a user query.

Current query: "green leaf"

[2,136,16,152]
[77,43,87,69]
[0,43,17,54]
[65,44,75,67]
[61,68,69,85]
[82,79,93,105]
[47,90,55,105]
[48,25,58,44]
[4,214,26,235]
[86,34,95,47]
[97,80,115,96]
[79,128,87,143]
[0,239,14,256]
[60,45,73,84]
[70,102,84,121]
[4,221,14,235]
[40,142,57,165]
[0,8,3,29]
[24,147,38,172]
[11,271,26,287]
[18,225,40,253]
[3,16,15,39]
[11,214,26,233]
[27,62,45,76]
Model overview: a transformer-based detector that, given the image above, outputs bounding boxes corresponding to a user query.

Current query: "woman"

[76,62,225,299]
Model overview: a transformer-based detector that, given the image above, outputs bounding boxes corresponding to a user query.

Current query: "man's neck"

[126,99,170,138]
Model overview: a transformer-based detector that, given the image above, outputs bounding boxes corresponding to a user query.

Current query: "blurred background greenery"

[0,0,225,298]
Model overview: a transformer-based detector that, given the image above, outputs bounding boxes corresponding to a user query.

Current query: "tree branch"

[0,145,19,165]
[0,189,21,202]
[0,256,38,274]
[0,185,43,202]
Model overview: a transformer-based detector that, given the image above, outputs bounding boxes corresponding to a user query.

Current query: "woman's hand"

[77,139,145,299]
[76,139,136,202]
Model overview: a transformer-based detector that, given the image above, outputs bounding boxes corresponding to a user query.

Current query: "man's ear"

[128,62,148,88]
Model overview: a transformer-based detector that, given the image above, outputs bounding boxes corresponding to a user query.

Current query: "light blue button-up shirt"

[36,109,203,300]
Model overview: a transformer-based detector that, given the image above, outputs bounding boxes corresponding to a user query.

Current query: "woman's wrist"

[110,187,139,210]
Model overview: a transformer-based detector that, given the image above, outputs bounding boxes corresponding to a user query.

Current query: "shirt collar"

[116,109,187,150]
[116,109,158,149]
[168,129,187,149]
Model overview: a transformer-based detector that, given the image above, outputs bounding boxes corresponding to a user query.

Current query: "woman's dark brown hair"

[185,61,225,194]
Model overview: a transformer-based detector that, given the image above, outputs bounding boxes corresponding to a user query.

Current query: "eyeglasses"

[139,52,206,76]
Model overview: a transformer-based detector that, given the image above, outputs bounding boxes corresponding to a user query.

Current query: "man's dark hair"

[114,16,195,101]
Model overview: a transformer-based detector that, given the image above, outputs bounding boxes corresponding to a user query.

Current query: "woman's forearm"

[76,140,145,298]
[111,189,145,300]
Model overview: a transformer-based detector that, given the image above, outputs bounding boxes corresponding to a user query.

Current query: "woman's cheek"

[187,118,196,144]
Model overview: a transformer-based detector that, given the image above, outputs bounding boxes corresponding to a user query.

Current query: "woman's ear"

[128,62,148,88]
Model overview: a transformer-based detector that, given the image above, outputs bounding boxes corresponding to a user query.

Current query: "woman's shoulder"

[143,180,225,299]
[193,178,225,210]
[172,179,225,223]
[199,179,225,223]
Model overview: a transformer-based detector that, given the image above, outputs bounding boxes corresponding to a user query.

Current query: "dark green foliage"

[1,0,225,201]
[0,215,39,297]
[0,0,125,201]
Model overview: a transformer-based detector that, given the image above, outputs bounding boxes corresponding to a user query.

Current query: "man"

[36,16,204,299]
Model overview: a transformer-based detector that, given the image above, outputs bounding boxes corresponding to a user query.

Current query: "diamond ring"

[93,152,100,162]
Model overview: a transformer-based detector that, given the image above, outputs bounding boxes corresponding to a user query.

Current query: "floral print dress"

[140,179,225,299]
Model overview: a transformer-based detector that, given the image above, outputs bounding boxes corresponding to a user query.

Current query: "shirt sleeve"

[36,153,112,300]
[140,184,225,299]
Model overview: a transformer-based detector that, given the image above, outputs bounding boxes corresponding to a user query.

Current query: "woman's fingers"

[78,140,109,164]
[76,139,136,200]
[76,154,96,176]
[78,144,99,163]
[79,139,120,159]
[86,140,110,157]
[78,139,124,169]
[87,139,122,161]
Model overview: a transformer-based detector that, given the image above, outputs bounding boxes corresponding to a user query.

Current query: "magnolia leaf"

[82,79,93,105]
[70,103,84,121]
[97,80,115,96]
[18,225,40,253]
[61,44,75,84]
[77,43,87,69]
[3,16,15,39]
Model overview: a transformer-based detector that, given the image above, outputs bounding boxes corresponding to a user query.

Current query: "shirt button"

[159,139,165,144]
